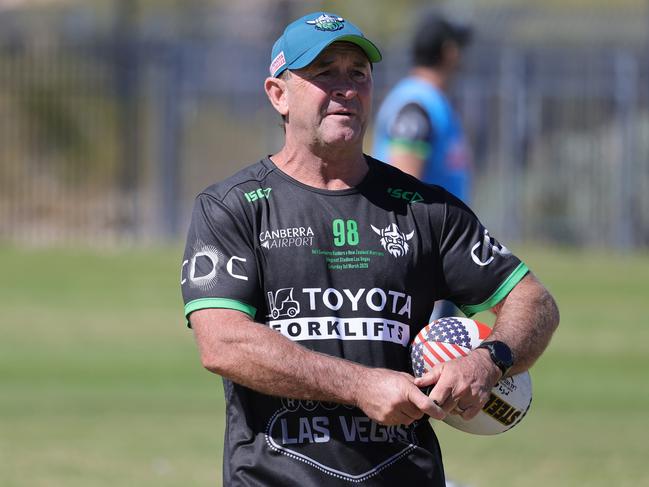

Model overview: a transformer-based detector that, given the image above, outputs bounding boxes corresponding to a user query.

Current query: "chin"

[325,134,363,147]
[323,126,365,146]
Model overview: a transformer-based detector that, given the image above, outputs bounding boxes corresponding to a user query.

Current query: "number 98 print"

[332,219,359,247]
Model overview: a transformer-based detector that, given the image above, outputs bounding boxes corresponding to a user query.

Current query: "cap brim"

[289,34,382,71]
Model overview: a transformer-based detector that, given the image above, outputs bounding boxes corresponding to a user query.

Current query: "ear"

[264,76,289,117]
[441,40,461,67]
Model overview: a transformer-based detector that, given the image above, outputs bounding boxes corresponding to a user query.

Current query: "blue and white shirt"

[373,76,472,203]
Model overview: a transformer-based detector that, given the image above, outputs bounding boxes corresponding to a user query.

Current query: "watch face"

[492,341,513,368]
[480,340,513,373]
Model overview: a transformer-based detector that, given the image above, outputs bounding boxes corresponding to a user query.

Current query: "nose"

[331,76,357,100]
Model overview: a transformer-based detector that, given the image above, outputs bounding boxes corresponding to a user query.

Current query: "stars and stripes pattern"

[410,317,476,376]
[429,317,472,349]
[411,342,427,378]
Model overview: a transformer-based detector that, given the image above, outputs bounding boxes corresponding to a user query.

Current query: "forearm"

[488,273,560,374]
[191,309,366,405]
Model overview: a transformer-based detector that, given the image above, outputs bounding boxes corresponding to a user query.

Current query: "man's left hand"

[413,348,502,420]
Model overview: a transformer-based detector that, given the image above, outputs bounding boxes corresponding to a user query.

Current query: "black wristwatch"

[476,340,514,377]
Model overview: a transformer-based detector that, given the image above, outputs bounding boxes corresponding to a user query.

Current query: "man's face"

[283,42,373,148]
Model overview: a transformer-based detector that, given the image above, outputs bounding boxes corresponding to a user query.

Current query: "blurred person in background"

[373,12,473,321]
[181,11,559,487]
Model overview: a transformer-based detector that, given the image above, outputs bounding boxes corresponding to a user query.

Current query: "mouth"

[327,108,357,117]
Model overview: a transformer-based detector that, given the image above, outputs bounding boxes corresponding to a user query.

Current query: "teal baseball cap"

[269,12,382,77]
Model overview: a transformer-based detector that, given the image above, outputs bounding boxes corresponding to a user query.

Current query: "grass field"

[1,244,648,486]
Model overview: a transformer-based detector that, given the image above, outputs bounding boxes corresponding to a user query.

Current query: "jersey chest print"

[255,189,425,481]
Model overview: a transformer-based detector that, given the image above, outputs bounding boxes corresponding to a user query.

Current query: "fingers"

[373,396,427,426]
[399,399,426,422]
[388,355,500,425]
[412,366,455,419]
[457,403,482,420]
[361,367,491,425]
[450,405,465,415]
[413,366,443,388]
[407,385,446,421]
[459,384,492,420]
[427,375,456,415]
[427,354,503,422]
[358,368,442,425]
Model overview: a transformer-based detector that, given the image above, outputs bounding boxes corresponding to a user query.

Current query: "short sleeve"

[388,102,435,158]
[438,196,529,316]
[180,193,260,324]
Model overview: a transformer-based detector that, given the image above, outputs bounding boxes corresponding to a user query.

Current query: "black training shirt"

[180,156,528,486]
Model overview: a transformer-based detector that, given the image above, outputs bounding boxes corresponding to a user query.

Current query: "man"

[181,11,559,487]
[373,13,474,320]
[373,12,473,201]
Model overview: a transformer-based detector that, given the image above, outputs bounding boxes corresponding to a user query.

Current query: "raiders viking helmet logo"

[371,223,415,258]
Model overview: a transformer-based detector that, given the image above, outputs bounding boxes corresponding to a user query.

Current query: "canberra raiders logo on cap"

[306,14,345,31]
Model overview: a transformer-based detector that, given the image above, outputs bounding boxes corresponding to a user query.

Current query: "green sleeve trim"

[184,298,257,320]
[459,262,530,317]
[389,139,431,159]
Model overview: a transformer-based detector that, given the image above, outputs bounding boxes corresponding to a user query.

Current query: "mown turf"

[0,245,647,486]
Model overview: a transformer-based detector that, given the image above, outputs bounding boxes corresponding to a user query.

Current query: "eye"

[351,69,369,81]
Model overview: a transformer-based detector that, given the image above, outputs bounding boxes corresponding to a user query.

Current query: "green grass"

[0,246,223,487]
[1,245,648,486]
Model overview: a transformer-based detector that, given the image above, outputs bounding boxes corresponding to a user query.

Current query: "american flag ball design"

[410,317,491,377]
[410,316,533,436]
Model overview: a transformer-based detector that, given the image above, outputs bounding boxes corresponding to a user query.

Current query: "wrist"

[348,362,371,408]
[473,347,503,384]
[475,340,514,378]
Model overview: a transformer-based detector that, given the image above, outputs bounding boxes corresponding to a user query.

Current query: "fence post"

[158,45,184,241]
[498,48,526,242]
[612,50,637,249]
[114,0,141,241]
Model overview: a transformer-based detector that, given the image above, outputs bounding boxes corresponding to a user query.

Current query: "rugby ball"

[410,317,532,435]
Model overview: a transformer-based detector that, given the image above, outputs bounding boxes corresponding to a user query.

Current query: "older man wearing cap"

[181,11,558,487]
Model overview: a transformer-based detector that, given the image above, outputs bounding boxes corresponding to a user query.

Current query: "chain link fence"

[1,0,648,247]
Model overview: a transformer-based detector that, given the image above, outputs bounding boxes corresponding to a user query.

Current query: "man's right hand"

[354,367,446,425]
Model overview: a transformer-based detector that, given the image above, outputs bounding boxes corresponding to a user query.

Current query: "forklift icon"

[267,288,300,319]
